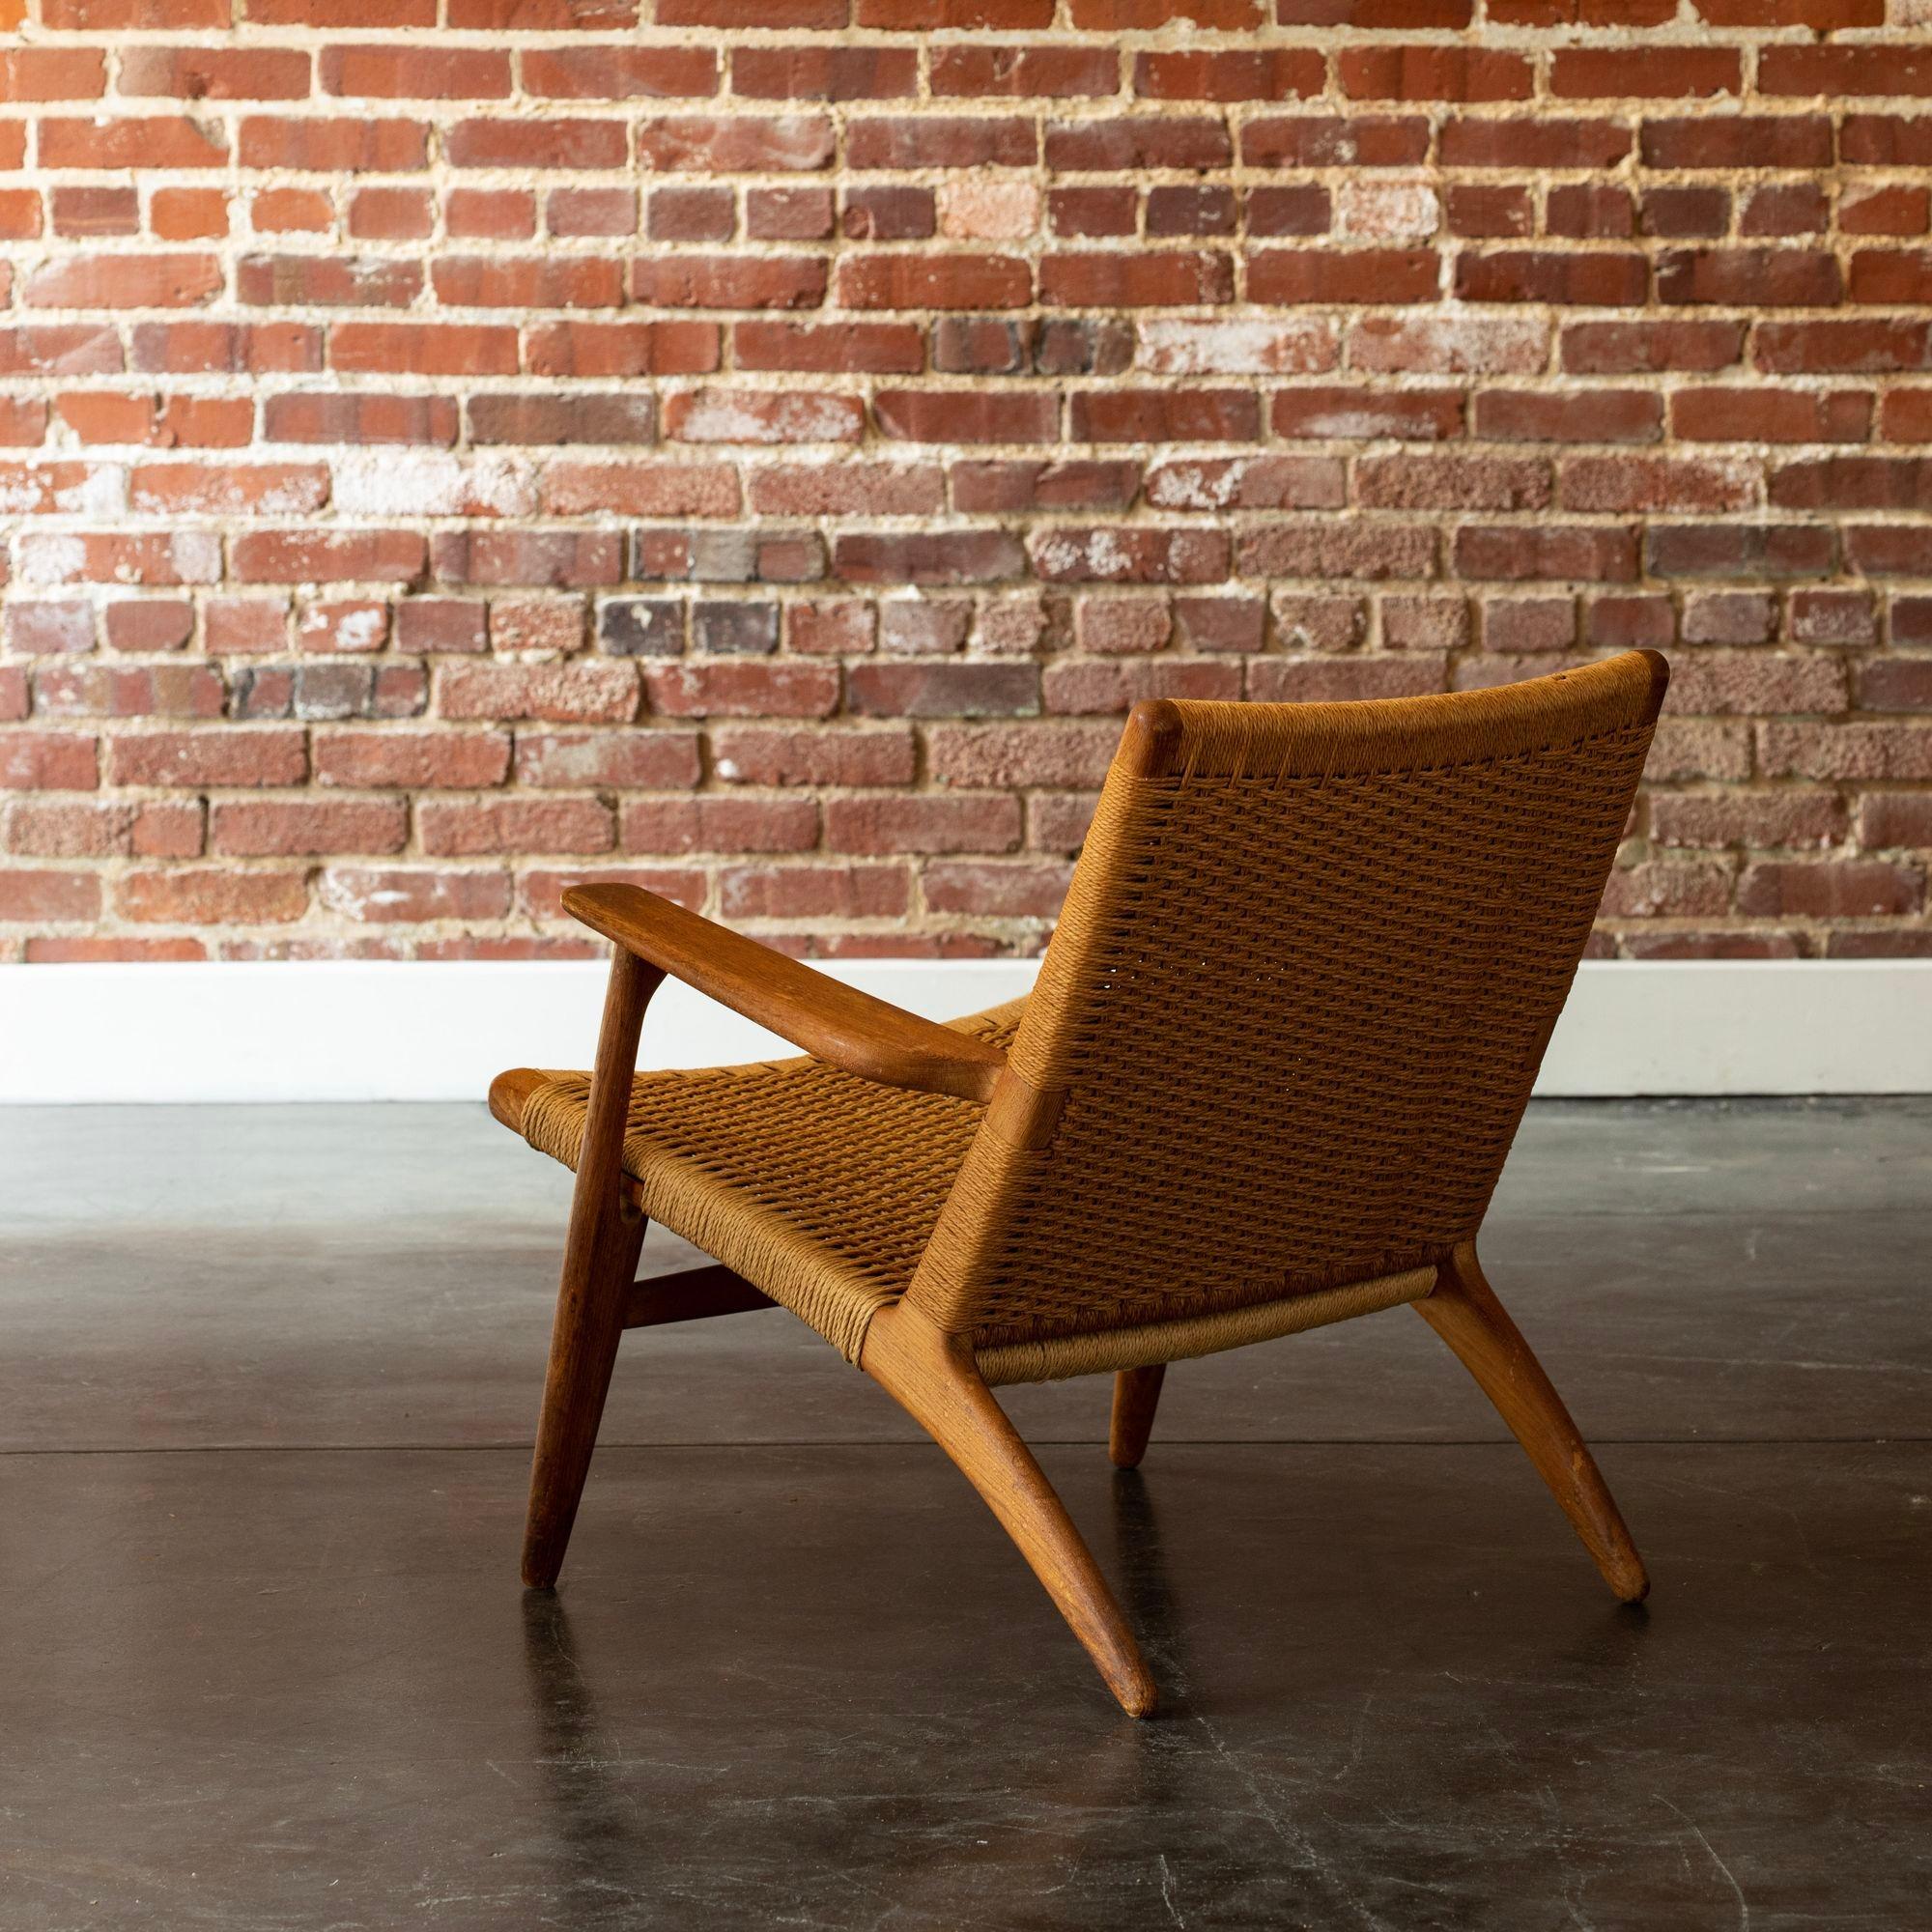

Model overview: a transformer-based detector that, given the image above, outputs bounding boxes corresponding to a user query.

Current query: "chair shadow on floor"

[515,1467,1200,1912]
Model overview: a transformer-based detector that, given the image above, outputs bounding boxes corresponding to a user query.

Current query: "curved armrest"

[563,883,1008,1105]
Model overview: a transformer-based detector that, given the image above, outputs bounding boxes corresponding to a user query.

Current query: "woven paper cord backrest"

[908,651,1669,1350]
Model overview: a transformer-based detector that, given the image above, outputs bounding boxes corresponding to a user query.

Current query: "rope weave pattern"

[912,654,1664,1350]
[519,1003,1022,1361]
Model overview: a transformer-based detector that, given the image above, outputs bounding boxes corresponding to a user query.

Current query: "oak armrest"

[562,882,1008,1105]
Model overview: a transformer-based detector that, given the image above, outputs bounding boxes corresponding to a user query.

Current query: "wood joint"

[982,1066,1067,1151]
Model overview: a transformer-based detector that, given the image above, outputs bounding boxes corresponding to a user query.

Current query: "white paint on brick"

[1333,180,1442,242]
[671,391,860,445]
[331,453,535,520]
[1138,319,1334,375]
[937,180,1040,241]
[1350,312,1551,376]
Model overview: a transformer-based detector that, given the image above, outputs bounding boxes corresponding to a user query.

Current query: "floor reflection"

[521,1588,665,1912]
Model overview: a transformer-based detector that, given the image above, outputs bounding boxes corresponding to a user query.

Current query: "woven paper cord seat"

[511,1003,1023,1363]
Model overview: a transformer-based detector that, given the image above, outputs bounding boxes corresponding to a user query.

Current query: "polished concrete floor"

[1,1099,1927,1930]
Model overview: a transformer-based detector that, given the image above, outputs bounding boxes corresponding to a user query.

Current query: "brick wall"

[1,0,1929,964]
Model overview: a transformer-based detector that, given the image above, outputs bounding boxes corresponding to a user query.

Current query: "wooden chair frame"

[493,880,1648,1720]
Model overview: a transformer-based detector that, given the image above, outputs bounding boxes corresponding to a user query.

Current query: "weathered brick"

[0,0,1916,962]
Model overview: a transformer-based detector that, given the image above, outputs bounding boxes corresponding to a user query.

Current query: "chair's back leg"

[1109,1364,1166,1469]
[523,950,664,1591]
[1415,1242,1649,1603]
[862,1302,1158,1718]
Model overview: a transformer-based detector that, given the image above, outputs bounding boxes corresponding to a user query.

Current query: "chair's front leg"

[862,1301,1157,1718]
[523,948,664,1590]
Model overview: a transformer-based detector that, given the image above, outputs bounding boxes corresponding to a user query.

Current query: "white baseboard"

[0,959,1925,1103]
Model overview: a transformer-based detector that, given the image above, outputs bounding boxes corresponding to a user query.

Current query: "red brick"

[1251,655,1446,701]
[238,255,422,308]
[719,862,910,922]
[847,662,1038,718]
[621,796,819,854]
[6,799,202,860]
[317,48,503,105]
[1438,119,1629,170]
[39,115,227,169]
[103,601,194,653]
[1453,526,1638,582]
[1237,522,1435,579]
[712,725,915,786]
[238,116,429,171]
[1138,50,1324,101]
[873,391,1059,444]
[36,663,226,717]
[1339,46,1531,101]
[1560,454,1753,514]
[1251,249,1438,304]
[748,464,943,517]
[633,257,826,310]
[319,867,511,924]
[0,0,1920,967]
[1552,48,1739,98]
[825,793,1020,855]
[109,728,306,787]
[119,45,310,99]
[644,662,840,718]
[313,729,512,788]
[1673,389,1870,444]
[1457,250,1646,306]
[838,254,1031,311]
[1737,862,1922,918]
[733,47,917,99]
[265,392,458,446]
[1044,657,1242,712]
[515,729,702,789]
[435,661,637,723]
[923,859,1071,919]
[0,869,101,923]
[639,114,835,173]
[1666,651,1848,716]
[1476,390,1661,443]
[934,45,1117,98]
[1243,114,1428,168]
[431,257,622,309]
[1657,249,1842,308]
[348,186,434,242]
[1359,454,1549,512]
[1563,321,1744,375]
[118,868,309,925]
[1032,526,1230,584]
[542,461,741,518]
[524,46,718,99]
[417,796,614,857]
[835,531,1028,584]
[24,253,222,309]
[526,321,720,378]
[1273,386,1462,440]
[736,321,922,375]
[210,799,409,857]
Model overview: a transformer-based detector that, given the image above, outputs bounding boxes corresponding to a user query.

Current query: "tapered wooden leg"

[523,950,663,1590]
[862,1302,1158,1718]
[1109,1365,1166,1470]
[1416,1242,1649,1603]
